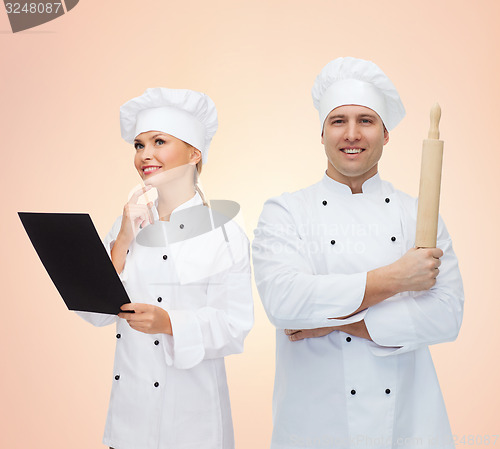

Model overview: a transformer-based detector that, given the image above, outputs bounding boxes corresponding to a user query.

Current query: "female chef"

[78,87,254,449]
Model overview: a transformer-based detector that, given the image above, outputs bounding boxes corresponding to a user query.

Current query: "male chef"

[252,57,464,449]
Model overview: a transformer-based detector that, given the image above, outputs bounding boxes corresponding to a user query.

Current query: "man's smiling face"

[322,104,389,191]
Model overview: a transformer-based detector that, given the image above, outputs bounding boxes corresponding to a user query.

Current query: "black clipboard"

[18,212,131,315]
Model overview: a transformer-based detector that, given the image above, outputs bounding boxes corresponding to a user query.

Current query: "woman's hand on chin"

[118,185,155,245]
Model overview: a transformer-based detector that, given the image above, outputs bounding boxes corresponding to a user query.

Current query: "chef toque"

[311,57,405,132]
[120,88,218,164]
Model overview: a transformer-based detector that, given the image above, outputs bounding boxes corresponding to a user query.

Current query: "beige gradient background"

[1,0,499,447]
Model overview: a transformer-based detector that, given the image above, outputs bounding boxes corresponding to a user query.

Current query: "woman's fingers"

[116,188,155,245]
[146,201,154,224]
[119,303,150,321]
[119,303,136,312]
[118,304,171,335]
[129,185,153,205]
[124,203,153,229]
[125,303,148,313]
[118,303,135,319]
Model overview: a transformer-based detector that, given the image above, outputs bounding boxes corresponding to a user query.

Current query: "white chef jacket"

[252,173,464,449]
[78,193,254,449]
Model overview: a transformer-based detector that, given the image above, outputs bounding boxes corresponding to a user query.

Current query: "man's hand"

[118,303,172,335]
[334,247,444,320]
[391,247,443,293]
[285,320,372,342]
[285,327,336,341]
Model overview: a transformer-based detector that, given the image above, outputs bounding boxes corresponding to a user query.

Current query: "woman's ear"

[190,148,202,165]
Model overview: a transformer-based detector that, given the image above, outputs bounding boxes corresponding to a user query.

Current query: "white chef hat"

[120,88,218,164]
[311,57,405,132]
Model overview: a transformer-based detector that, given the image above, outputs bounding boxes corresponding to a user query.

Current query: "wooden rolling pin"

[415,103,444,248]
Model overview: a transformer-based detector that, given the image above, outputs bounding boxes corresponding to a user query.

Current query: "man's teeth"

[144,167,160,174]
[342,148,363,154]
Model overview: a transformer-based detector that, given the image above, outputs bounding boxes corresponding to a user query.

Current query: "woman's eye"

[155,139,165,145]
[134,143,144,150]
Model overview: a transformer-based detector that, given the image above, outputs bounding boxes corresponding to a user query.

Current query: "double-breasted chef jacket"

[252,173,464,449]
[78,193,254,449]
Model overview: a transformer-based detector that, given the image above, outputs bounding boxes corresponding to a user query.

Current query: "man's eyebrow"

[327,113,378,120]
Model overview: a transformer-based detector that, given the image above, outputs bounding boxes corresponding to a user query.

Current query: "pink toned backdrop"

[1,0,498,447]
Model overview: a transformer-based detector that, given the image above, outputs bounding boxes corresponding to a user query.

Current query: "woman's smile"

[142,165,162,176]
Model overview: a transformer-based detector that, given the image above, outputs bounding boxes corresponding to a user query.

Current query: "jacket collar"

[321,172,382,195]
[152,192,203,220]
[171,191,203,215]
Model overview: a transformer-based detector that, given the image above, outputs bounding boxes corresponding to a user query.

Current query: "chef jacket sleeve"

[103,216,129,282]
[252,195,367,330]
[74,216,124,327]
[364,202,464,356]
[165,223,254,370]
[75,310,117,326]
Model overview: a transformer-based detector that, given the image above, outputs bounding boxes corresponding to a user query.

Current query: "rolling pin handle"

[428,103,441,140]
